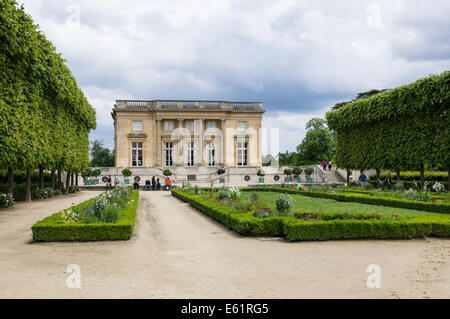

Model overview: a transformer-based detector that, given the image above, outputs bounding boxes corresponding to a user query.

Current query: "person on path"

[358,171,367,186]
[385,172,392,190]
[328,160,333,170]
[151,176,156,191]
[145,179,151,191]
[164,176,172,191]
[322,160,328,171]
[156,178,161,190]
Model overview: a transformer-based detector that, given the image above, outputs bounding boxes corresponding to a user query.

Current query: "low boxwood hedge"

[243,187,450,214]
[31,190,139,241]
[172,189,450,241]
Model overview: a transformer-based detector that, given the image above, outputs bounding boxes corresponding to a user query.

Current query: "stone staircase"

[325,169,346,183]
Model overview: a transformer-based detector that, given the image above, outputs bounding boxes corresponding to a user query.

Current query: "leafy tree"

[90,140,114,167]
[295,118,335,164]
[0,1,96,201]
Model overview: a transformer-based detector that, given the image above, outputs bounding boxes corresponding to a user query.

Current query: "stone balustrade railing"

[114,100,263,111]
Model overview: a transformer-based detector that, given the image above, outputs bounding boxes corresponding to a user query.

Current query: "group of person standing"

[321,160,333,171]
[143,176,172,191]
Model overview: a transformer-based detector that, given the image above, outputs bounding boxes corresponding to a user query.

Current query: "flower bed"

[244,187,450,214]
[172,188,450,241]
[31,187,139,241]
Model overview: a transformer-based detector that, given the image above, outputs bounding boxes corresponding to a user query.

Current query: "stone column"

[221,119,227,166]
[176,119,184,166]
[196,118,204,166]
[155,119,162,167]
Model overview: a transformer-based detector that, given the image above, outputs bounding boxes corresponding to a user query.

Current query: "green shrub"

[163,169,172,176]
[292,167,302,176]
[304,167,314,176]
[172,189,450,241]
[275,194,293,216]
[121,168,132,177]
[0,193,15,208]
[257,169,265,177]
[31,190,139,241]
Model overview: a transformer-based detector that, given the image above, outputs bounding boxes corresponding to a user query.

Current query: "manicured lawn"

[256,191,442,217]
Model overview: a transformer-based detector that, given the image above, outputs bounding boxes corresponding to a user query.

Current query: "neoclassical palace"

[112,100,265,169]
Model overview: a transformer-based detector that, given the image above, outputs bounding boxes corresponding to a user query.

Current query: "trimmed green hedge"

[31,190,139,241]
[369,171,447,182]
[244,187,450,214]
[172,189,450,241]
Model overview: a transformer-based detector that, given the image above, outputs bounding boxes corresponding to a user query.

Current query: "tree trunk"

[71,173,74,186]
[396,168,401,183]
[448,164,450,191]
[39,166,44,189]
[57,170,62,191]
[7,168,14,195]
[75,173,79,186]
[376,168,381,189]
[346,170,350,185]
[25,168,32,202]
[50,170,55,190]
[66,171,71,191]
[420,165,425,189]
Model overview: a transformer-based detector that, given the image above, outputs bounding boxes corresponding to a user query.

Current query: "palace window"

[237,121,247,132]
[206,142,216,166]
[185,120,194,131]
[185,142,195,166]
[237,141,248,166]
[164,120,174,131]
[131,120,143,132]
[164,142,174,167]
[131,142,143,166]
[206,121,216,129]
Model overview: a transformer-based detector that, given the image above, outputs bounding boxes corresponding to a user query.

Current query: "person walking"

[358,170,367,186]
[151,176,156,191]
[114,176,119,188]
[385,172,393,190]
[322,160,328,171]
[328,160,333,170]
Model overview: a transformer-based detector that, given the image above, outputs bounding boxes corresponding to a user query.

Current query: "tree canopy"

[90,140,115,167]
[326,71,450,174]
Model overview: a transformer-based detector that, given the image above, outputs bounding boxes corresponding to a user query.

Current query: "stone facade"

[112,100,265,169]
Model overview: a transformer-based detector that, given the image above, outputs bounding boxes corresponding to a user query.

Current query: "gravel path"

[0,190,448,298]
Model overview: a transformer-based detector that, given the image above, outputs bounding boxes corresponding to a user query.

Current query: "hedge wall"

[244,187,450,214]
[325,72,450,184]
[31,190,139,241]
[172,189,450,241]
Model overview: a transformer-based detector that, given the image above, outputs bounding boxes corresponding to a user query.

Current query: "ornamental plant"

[217,168,226,175]
[0,193,15,208]
[163,169,172,177]
[275,194,294,217]
[292,167,303,177]
[121,168,132,177]
[304,167,315,177]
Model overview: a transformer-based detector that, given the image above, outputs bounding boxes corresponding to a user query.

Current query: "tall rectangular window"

[131,120,143,132]
[185,120,194,131]
[206,142,216,166]
[185,142,195,166]
[132,142,143,166]
[164,120,174,131]
[237,121,247,132]
[164,142,173,167]
[237,141,248,166]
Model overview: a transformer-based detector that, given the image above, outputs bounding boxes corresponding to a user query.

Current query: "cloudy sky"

[19,0,450,154]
